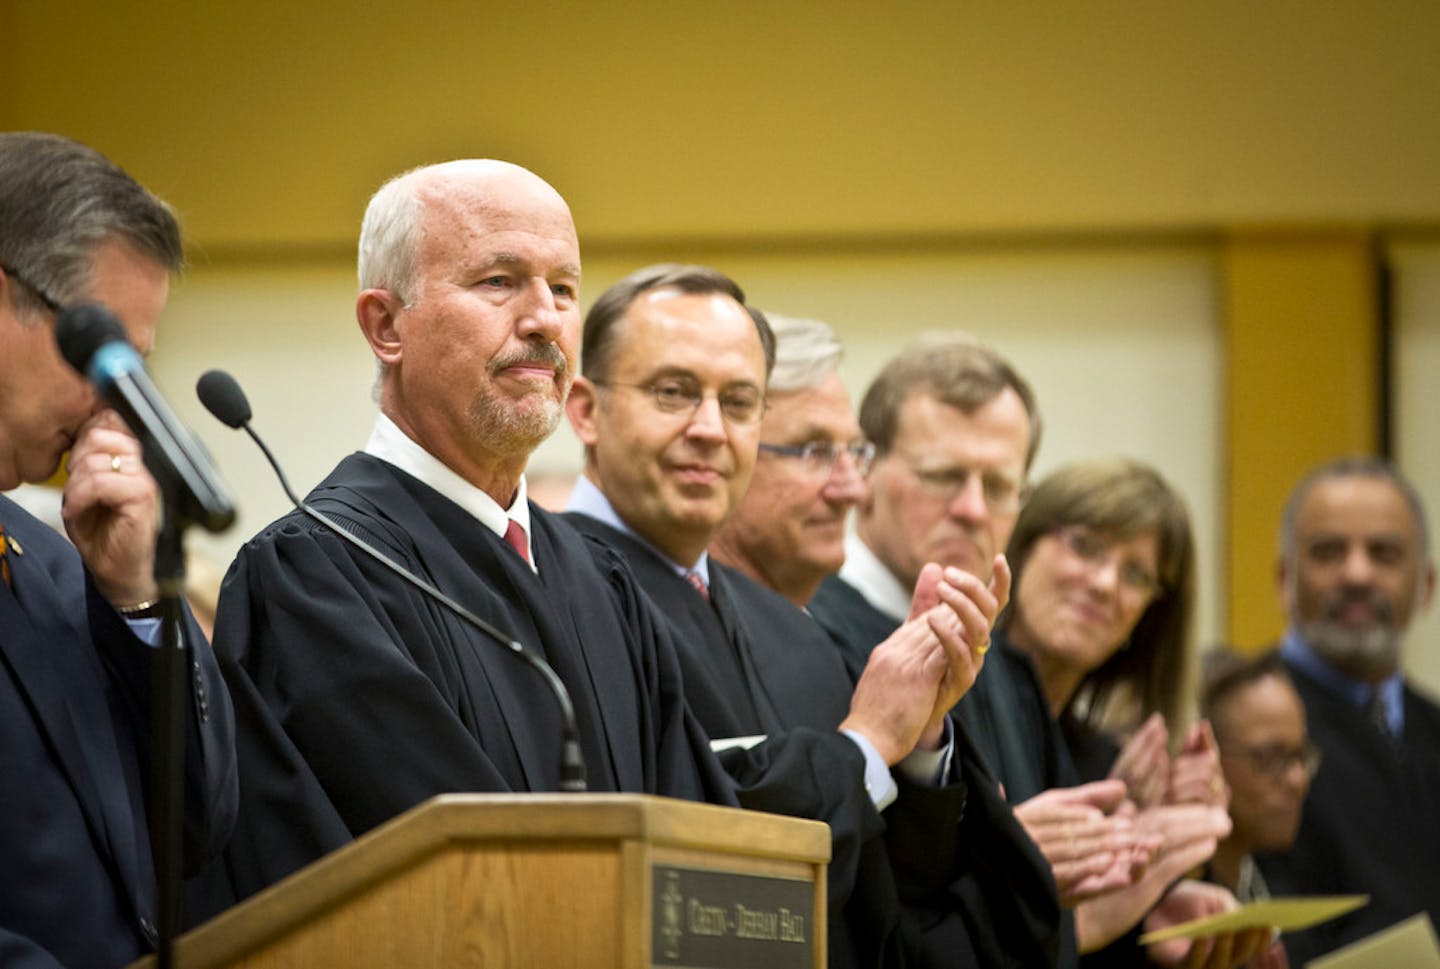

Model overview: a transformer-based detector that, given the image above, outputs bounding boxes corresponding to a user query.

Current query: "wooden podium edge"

[153,793,829,968]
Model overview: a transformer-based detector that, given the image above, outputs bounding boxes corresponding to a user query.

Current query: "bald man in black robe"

[191,162,733,915]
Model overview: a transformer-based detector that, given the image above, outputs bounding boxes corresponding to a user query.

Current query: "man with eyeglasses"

[809,335,1035,678]
[1256,458,1440,963]
[0,132,236,967]
[563,269,1060,967]
[708,314,874,608]
[808,337,1172,969]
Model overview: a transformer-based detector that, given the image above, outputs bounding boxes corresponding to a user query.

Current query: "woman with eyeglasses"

[995,458,1281,969]
[1200,649,1319,906]
[1002,458,1196,771]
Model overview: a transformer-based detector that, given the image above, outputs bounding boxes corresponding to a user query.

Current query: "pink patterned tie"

[685,570,709,601]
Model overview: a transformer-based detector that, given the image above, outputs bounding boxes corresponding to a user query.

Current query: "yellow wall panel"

[1223,232,1379,647]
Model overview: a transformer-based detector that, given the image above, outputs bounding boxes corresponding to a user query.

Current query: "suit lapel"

[0,547,137,902]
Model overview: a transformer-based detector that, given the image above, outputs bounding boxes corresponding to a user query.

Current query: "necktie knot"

[685,569,709,601]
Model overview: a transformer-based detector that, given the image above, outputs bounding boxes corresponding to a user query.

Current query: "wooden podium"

[137,794,829,969]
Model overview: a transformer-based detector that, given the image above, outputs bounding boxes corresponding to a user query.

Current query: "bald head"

[358,159,576,307]
[352,158,583,498]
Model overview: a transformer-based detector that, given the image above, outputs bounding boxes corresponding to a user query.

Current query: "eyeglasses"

[0,262,63,314]
[1223,741,1322,780]
[898,458,1025,514]
[595,376,766,425]
[1054,526,1162,599]
[759,440,877,476]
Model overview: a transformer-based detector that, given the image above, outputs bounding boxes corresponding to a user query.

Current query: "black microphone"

[196,369,587,792]
[56,304,236,533]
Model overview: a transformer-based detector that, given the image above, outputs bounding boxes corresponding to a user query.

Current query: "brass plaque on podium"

[652,865,813,969]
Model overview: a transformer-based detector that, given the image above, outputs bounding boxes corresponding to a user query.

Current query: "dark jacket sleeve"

[191,519,520,912]
[0,930,67,969]
[84,574,238,876]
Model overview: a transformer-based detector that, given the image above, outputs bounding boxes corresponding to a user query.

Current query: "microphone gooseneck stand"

[195,368,588,796]
[151,475,191,969]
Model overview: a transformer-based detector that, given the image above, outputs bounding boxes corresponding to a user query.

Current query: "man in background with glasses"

[566,282,1061,967]
[809,338,1164,968]
[1258,457,1440,962]
[709,314,875,609]
[0,132,236,967]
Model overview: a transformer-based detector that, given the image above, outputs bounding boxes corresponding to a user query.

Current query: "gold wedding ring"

[975,639,991,656]
[110,454,123,473]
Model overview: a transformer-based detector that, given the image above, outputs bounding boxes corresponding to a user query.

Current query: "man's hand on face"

[61,410,160,608]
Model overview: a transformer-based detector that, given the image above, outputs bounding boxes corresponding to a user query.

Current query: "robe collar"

[837,532,910,622]
[566,475,711,585]
[365,414,534,570]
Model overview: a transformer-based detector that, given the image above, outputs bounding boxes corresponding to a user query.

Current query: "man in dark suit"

[564,278,1060,968]
[1259,457,1440,962]
[0,132,237,968]
[803,337,1230,967]
[198,163,736,914]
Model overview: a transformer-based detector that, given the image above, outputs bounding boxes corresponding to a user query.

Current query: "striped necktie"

[1367,688,1395,742]
[0,520,11,589]
[684,570,709,601]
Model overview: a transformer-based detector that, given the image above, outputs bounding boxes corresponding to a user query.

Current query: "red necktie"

[685,569,709,601]
[503,519,530,564]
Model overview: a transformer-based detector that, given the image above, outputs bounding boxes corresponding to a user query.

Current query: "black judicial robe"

[571,524,1059,968]
[0,494,236,969]
[1257,655,1440,964]
[568,513,950,968]
[194,455,735,913]
[811,573,1069,968]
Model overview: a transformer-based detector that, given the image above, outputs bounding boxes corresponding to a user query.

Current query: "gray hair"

[1280,456,1431,564]
[764,314,844,393]
[357,165,428,306]
[0,131,182,320]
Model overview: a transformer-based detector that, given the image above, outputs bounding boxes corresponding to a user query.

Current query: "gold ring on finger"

[110,454,123,473]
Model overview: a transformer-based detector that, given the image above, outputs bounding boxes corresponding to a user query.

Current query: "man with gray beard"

[192,160,735,915]
[1258,457,1440,962]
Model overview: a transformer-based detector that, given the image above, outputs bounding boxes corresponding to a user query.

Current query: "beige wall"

[158,246,1225,645]
[6,2,1440,248]
[1392,242,1440,692]
[7,1,1440,691]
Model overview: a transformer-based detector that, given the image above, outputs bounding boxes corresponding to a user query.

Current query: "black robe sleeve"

[191,458,737,918]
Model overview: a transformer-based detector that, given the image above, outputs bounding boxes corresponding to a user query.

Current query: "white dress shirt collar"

[837,532,910,621]
[364,413,534,570]
[566,475,710,583]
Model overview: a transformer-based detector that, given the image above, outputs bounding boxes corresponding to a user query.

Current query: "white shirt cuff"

[895,715,954,787]
[841,728,899,811]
